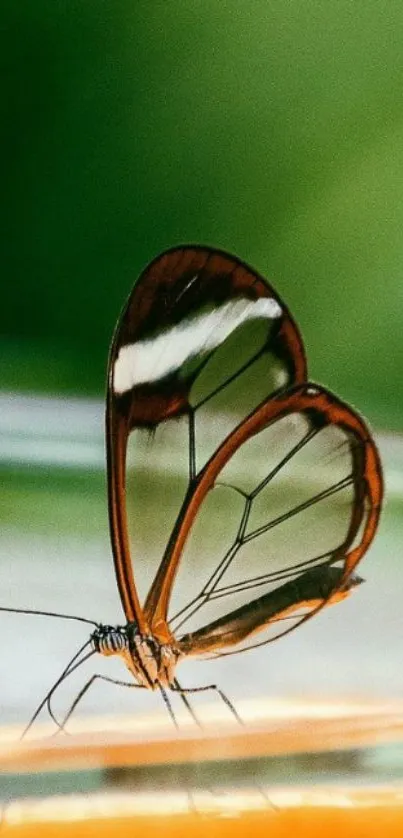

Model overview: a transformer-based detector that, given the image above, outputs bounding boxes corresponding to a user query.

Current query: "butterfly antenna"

[20,640,94,739]
[0,606,97,627]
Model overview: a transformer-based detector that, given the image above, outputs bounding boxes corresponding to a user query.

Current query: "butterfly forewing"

[106,246,306,628]
[123,423,190,605]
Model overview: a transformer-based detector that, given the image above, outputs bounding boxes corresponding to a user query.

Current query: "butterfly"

[2,246,383,733]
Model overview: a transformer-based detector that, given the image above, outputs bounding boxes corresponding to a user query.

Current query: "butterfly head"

[91,623,182,689]
[91,624,129,656]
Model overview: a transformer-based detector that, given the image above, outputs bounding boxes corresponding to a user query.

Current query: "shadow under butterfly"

[2,246,383,735]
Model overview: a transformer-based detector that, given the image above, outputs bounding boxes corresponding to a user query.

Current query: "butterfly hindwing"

[164,383,382,656]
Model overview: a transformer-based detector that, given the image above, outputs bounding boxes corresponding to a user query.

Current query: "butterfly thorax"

[91,624,182,689]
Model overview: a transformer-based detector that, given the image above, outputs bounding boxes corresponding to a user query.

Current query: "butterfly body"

[91,624,181,689]
[91,565,363,690]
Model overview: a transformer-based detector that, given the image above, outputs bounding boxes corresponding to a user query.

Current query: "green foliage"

[2,1,402,428]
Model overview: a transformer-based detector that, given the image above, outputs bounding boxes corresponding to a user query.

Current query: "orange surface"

[3,787,403,837]
[1,696,403,773]
[1,698,403,836]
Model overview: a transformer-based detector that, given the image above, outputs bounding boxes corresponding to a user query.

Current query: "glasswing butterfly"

[2,246,383,733]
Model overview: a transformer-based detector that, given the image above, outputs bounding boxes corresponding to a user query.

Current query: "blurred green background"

[2,1,402,429]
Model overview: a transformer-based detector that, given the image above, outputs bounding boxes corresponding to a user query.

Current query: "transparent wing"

[106,246,306,628]
[177,566,365,659]
[148,383,382,653]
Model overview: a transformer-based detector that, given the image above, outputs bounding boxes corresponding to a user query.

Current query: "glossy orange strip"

[2,787,403,837]
[1,698,403,774]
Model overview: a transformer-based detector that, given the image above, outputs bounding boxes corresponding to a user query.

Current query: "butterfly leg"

[172,679,243,725]
[170,679,203,728]
[21,642,95,739]
[58,674,143,733]
[159,684,180,729]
